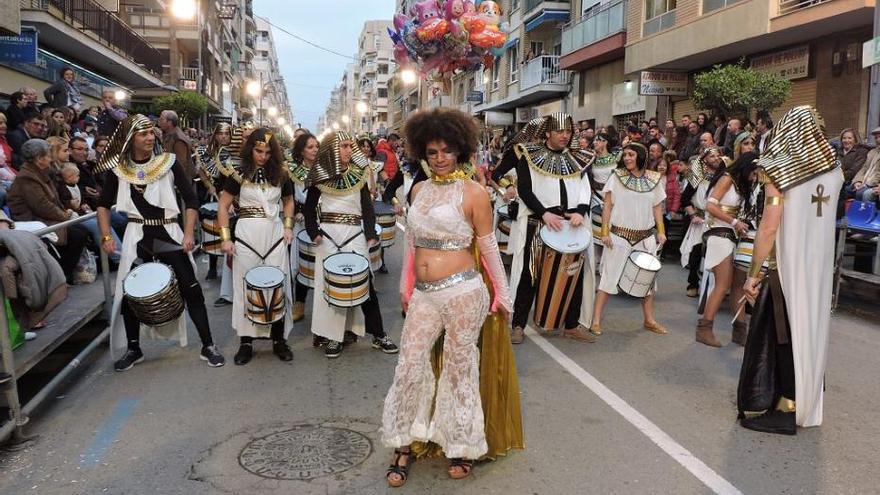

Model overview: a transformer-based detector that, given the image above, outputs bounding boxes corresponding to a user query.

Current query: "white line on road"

[525,326,743,495]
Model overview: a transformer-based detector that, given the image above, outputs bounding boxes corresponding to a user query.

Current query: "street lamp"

[400,69,417,85]
[114,90,127,102]
[171,0,196,19]
[268,107,278,117]
[332,122,340,130]
[356,101,369,114]
[341,115,350,124]
[276,117,286,126]
[246,80,262,97]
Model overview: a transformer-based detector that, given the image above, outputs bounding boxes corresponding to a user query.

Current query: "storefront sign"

[862,36,880,68]
[181,79,198,91]
[467,90,483,103]
[638,71,688,96]
[612,82,646,116]
[0,28,37,64]
[485,111,514,126]
[516,107,539,123]
[750,45,809,81]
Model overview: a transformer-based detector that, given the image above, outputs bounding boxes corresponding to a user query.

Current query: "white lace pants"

[381,276,490,459]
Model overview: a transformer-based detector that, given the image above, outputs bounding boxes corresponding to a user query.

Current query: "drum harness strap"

[701,227,737,245]
[318,228,364,253]
[237,237,285,264]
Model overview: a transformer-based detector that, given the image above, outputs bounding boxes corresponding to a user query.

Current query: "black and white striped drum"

[123,262,185,326]
[496,204,512,253]
[296,230,316,288]
[244,265,286,324]
[618,251,662,298]
[375,201,397,248]
[369,223,382,272]
[534,222,590,330]
[734,231,769,273]
[323,252,371,307]
[590,196,604,246]
[199,202,223,255]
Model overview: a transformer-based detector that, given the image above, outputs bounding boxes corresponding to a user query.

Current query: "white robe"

[680,180,710,267]
[777,168,843,427]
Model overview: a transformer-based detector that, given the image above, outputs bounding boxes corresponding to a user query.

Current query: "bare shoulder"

[411,180,425,199]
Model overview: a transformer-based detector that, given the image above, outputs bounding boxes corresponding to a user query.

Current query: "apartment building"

[253,16,291,127]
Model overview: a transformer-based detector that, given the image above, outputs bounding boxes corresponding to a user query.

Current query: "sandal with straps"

[448,458,474,480]
[386,448,412,488]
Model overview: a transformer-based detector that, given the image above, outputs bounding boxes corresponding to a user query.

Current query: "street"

[0,237,877,495]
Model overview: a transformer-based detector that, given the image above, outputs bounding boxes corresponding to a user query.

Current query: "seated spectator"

[838,128,869,185]
[8,114,47,168]
[3,91,30,131]
[847,127,880,204]
[46,136,70,176]
[6,139,89,284]
[47,108,71,139]
[68,136,101,204]
[92,135,109,163]
[0,113,14,171]
[57,163,121,265]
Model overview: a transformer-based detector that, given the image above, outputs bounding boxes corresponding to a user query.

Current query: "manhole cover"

[238,425,372,480]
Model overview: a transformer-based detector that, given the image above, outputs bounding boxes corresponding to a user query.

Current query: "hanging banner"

[750,45,809,81]
[0,27,37,64]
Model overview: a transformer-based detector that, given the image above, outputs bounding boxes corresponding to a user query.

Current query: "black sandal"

[448,458,474,479]
[386,448,412,487]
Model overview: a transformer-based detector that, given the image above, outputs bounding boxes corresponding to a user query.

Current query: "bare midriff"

[414,248,475,283]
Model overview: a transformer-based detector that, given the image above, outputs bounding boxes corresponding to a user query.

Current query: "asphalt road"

[0,236,878,495]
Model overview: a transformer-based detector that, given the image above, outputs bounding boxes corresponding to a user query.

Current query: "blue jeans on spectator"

[80,216,121,263]
[846,183,879,203]
[110,211,128,238]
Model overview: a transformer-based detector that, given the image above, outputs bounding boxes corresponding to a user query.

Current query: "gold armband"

[283,216,295,229]
[747,261,764,279]
[707,197,720,205]
[600,223,610,238]
[101,234,113,243]
[656,222,665,236]
[220,227,232,242]
[390,197,400,206]
[765,196,783,207]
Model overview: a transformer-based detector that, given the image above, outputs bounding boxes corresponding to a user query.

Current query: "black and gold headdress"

[96,114,174,184]
[504,117,546,154]
[308,130,369,186]
[757,106,838,191]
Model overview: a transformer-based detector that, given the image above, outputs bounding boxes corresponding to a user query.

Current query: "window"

[373,34,380,50]
[643,0,676,35]
[530,41,544,57]
[378,64,388,74]
[491,63,500,90]
[703,0,743,13]
[378,88,388,98]
[508,46,519,83]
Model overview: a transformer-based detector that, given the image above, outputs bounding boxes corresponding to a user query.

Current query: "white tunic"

[231,181,293,338]
[703,181,742,271]
[310,188,370,342]
[597,171,666,295]
[679,180,710,267]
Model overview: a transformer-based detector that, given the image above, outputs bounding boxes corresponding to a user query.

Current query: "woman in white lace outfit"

[381,109,512,487]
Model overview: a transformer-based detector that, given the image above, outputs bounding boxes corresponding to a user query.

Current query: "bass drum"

[375,201,397,248]
[296,230,316,288]
[496,204,512,254]
[618,251,662,298]
[244,265,286,325]
[123,262,185,326]
[733,231,769,274]
[323,252,371,308]
[590,195,604,246]
[369,223,383,272]
[533,222,590,330]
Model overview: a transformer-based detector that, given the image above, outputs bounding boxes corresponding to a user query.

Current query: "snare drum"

[534,222,590,330]
[123,262,185,326]
[375,201,397,248]
[296,230,316,288]
[323,252,371,307]
[244,265,286,324]
[496,204,511,253]
[200,202,236,256]
[369,223,382,272]
[618,251,662,298]
[733,231,769,273]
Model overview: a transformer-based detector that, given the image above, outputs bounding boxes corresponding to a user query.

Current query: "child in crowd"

[58,163,91,214]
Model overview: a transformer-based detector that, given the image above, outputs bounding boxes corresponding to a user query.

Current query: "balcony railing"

[520,55,568,90]
[643,9,676,36]
[778,0,832,14]
[561,0,626,55]
[525,0,570,13]
[180,67,200,81]
[20,0,163,75]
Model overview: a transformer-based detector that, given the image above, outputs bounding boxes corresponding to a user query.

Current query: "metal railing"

[520,55,569,91]
[778,0,832,14]
[561,0,627,56]
[20,0,164,75]
[180,67,200,82]
[643,9,676,36]
[0,212,113,445]
[525,0,570,14]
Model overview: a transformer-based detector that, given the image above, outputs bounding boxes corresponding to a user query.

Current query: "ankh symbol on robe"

[811,184,829,217]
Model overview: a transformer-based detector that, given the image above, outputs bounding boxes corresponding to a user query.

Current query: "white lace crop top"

[407,180,474,250]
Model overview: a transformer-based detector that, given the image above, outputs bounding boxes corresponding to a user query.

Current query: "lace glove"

[399,231,416,304]
[476,232,512,314]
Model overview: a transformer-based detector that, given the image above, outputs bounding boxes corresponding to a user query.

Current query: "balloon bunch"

[388,0,511,78]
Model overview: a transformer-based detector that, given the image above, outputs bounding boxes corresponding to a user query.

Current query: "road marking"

[80,397,140,467]
[525,326,743,495]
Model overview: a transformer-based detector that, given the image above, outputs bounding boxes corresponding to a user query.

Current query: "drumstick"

[731,295,748,324]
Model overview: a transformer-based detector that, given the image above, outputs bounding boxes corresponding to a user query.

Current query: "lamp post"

[356,100,369,133]
[400,68,420,114]
[246,73,285,127]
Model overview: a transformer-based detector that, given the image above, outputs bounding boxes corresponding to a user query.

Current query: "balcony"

[778,0,832,13]
[524,0,571,32]
[20,0,165,86]
[560,0,627,70]
[521,55,568,90]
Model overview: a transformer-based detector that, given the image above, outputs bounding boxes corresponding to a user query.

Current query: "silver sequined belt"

[413,237,472,251]
[415,269,479,292]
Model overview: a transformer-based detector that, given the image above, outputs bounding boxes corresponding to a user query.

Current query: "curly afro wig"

[404,108,479,164]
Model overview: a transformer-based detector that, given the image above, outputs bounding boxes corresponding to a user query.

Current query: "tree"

[691,61,791,118]
[151,92,210,127]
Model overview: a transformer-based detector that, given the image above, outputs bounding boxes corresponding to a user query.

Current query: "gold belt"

[611,225,655,246]
[238,207,267,219]
[320,213,362,225]
[130,216,178,226]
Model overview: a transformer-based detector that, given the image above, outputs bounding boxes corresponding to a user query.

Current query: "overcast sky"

[255,0,397,131]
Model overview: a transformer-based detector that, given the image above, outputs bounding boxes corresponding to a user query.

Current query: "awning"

[525,10,570,32]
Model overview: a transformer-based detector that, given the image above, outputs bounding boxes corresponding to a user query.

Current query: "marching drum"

[375,201,397,248]
[618,251,662,298]
[323,252,371,308]
[369,223,383,272]
[733,231,769,273]
[199,202,223,255]
[244,265,286,324]
[296,230,316,288]
[590,195,604,246]
[496,204,512,253]
[123,262,185,327]
[534,222,590,330]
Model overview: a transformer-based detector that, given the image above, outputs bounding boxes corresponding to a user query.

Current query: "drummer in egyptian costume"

[588,131,621,252]
[288,132,319,322]
[695,152,750,347]
[509,113,596,345]
[216,128,294,365]
[97,114,225,371]
[590,142,667,336]
[679,148,723,298]
[303,131,398,358]
[737,106,842,435]
[193,122,232,281]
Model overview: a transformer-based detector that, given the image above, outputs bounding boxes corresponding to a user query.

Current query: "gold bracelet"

[101,234,113,243]
[220,227,232,242]
[600,223,610,238]
[390,197,400,206]
[765,195,783,206]
[283,216,295,229]
[656,222,665,236]
[747,261,763,279]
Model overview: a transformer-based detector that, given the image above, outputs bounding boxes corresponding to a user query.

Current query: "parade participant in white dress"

[382,108,513,486]
[193,122,232,281]
[288,132,318,322]
[212,125,251,307]
[96,114,225,371]
[729,151,761,346]
[588,131,621,254]
[509,113,596,345]
[591,142,667,336]
[738,106,843,435]
[679,148,722,297]
[303,131,398,358]
[216,128,294,365]
[695,157,749,347]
